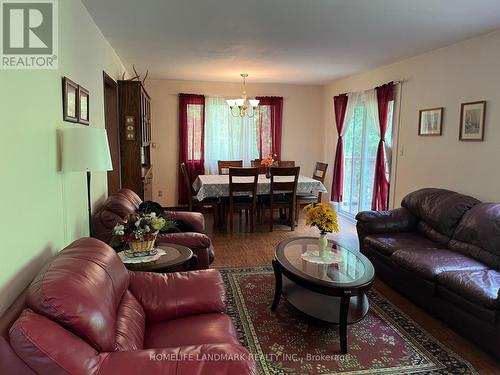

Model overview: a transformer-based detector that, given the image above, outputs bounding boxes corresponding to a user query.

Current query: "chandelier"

[226,74,259,118]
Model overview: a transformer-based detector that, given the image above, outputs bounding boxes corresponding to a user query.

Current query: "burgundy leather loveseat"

[2,237,255,374]
[356,188,500,359]
[92,188,215,269]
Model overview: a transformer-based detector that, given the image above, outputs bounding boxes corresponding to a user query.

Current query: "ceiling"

[82,0,500,84]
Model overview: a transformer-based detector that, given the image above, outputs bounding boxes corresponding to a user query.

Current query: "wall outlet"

[158,190,163,197]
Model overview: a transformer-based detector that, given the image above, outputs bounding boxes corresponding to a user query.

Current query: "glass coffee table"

[271,236,375,354]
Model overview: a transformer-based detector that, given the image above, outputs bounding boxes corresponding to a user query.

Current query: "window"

[204,97,260,174]
[339,96,394,218]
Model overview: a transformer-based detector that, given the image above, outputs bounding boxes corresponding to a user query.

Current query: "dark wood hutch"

[117,80,153,201]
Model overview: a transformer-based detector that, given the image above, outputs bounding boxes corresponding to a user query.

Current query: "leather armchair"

[92,188,215,269]
[8,238,255,375]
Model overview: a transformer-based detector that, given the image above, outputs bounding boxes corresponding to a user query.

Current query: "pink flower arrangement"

[261,154,278,167]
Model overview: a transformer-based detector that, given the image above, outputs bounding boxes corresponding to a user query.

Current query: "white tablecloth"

[193,174,327,201]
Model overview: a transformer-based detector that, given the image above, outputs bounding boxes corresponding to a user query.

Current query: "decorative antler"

[121,65,149,82]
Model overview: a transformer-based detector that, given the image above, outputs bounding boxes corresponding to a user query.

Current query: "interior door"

[103,72,121,195]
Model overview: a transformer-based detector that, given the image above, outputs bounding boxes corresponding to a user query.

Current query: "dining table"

[193,174,327,201]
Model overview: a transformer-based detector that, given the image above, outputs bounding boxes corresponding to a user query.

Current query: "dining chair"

[261,166,300,231]
[228,167,259,233]
[180,162,219,227]
[218,160,243,175]
[278,160,295,167]
[295,162,328,222]
[251,159,267,174]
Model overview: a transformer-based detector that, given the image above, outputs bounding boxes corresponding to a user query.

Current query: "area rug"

[220,266,477,375]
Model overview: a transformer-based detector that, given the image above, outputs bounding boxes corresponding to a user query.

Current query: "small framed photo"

[78,86,90,125]
[418,107,443,136]
[62,77,78,123]
[459,101,486,141]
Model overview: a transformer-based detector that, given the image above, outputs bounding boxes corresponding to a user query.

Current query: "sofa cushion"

[364,232,445,257]
[115,290,145,351]
[449,203,500,270]
[417,221,450,245]
[26,238,129,352]
[115,188,143,208]
[437,270,500,309]
[144,314,240,349]
[0,336,36,375]
[401,188,480,237]
[391,248,488,280]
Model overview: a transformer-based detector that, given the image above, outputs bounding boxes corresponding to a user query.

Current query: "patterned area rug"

[220,267,477,375]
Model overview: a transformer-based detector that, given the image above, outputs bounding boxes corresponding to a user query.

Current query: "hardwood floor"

[205,211,500,374]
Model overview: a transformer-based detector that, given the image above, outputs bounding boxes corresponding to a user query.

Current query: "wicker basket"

[128,232,158,253]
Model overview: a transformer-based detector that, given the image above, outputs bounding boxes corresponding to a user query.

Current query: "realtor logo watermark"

[1,0,58,69]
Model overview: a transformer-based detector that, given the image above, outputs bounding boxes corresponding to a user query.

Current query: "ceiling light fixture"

[226,74,259,118]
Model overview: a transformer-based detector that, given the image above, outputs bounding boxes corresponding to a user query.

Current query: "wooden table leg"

[271,259,282,311]
[339,292,351,354]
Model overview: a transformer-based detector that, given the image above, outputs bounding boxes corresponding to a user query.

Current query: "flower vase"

[265,167,271,179]
[318,233,328,258]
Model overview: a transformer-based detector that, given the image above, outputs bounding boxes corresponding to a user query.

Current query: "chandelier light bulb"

[227,74,259,118]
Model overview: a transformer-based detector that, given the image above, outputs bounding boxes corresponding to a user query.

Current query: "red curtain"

[255,96,283,160]
[178,93,205,204]
[371,83,394,211]
[331,94,348,202]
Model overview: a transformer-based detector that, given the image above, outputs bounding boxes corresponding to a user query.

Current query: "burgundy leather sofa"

[92,188,215,269]
[2,237,255,375]
[356,188,500,359]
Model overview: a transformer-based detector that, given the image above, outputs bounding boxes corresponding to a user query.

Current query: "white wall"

[0,0,127,314]
[146,80,324,206]
[322,30,500,207]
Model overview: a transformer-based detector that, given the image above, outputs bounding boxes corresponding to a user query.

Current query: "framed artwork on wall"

[78,86,90,125]
[62,77,79,123]
[459,101,486,141]
[418,107,443,136]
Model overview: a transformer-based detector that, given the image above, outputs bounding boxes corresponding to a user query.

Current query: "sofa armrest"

[157,232,211,250]
[128,269,226,324]
[355,207,417,250]
[165,211,206,233]
[98,344,256,375]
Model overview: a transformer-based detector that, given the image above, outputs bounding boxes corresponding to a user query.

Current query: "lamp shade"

[62,128,113,172]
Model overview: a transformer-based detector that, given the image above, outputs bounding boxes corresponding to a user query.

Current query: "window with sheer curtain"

[204,97,260,174]
[339,90,394,217]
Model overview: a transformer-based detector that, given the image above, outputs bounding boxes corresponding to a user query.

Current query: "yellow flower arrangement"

[304,203,339,234]
[151,216,166,231]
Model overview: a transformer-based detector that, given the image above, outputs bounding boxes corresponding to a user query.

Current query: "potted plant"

[304,203,339,258]
[110,212,170,256]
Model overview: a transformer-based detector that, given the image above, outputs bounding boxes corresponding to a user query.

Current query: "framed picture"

[78,86,90,125]
[459,101,486,141]
[418,107,443,136]
[62,77,78,123]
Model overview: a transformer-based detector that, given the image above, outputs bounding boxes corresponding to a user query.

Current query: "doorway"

[103,72,121,195]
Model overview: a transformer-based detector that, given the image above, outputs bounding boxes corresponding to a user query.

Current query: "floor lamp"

[61,128,113,236]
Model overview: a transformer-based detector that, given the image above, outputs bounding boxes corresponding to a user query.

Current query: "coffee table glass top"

[276,237,374,287]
